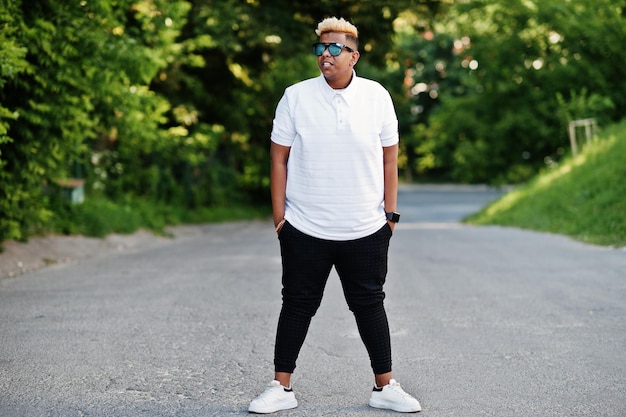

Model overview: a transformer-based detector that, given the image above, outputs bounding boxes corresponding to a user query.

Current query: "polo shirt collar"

[318,70,358,106]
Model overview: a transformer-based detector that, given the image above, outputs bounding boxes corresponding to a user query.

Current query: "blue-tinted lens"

[327,44,342,56]
[312,43,345,56]
[313,43,326,56]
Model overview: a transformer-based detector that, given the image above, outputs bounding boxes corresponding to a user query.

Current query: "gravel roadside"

[0,226,210,280]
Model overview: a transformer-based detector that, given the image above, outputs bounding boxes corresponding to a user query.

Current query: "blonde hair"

[315,17,359,40]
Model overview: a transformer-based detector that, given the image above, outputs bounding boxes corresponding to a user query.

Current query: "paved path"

[1,186,625,416]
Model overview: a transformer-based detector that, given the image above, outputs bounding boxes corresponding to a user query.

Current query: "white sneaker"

[248,380,298,414]
[369,379,421,413]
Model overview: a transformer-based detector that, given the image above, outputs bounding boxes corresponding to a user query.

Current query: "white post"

[568,121,578,156]
[568,118,596,156]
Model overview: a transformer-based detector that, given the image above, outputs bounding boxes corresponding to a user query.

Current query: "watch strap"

[385,212,400,223]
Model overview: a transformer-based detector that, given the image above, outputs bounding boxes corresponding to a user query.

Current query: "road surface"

[1,185,625,416]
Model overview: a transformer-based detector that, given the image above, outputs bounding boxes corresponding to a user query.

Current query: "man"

[248,17,421,414]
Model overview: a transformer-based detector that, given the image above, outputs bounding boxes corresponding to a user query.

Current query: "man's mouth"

[321,61,333,67]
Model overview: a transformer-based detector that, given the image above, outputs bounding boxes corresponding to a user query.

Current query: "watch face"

[386,212,400,222]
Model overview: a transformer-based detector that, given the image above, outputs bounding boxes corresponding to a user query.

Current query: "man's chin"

[320,68,335,78]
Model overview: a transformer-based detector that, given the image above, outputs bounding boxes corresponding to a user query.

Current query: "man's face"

[317,32,359,85]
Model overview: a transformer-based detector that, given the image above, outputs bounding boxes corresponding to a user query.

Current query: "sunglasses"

[312,42,354,57]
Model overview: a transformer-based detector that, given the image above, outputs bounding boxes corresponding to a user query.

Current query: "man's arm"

[270,142,291,232]
[383,144,399,231]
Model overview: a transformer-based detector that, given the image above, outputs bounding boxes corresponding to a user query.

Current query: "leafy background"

[1,0,625,242]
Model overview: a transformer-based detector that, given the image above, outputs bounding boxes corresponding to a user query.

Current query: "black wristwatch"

[385,212,400,223]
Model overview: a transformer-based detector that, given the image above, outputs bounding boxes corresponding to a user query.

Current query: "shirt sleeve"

[270,91,295,147]
[379,89,399,147]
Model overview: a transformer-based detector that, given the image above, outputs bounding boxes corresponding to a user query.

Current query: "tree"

[1,0,425,242]
[151,0,423,201]
[0,0,30,240]
[0,0,189,241]
[400,0,626,184]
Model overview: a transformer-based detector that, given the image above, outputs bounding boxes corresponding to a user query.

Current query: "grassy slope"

[465,120,626,247]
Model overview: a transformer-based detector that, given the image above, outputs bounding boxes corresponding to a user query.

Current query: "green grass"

[49,196,271,238]
[465,120,626,247]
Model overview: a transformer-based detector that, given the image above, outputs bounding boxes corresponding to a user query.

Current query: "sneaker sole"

[369,398,421,413]
[249,398,298,414]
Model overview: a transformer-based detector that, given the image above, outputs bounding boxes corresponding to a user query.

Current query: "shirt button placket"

[336,96,344,127]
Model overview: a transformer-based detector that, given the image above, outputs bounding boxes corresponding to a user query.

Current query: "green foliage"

[400,0,626,184]
[0,0,32,241]
[1,0,625,245]
[556,88,615,127]
[0,0,191,241]
[465,120,626,247]
[1,0,421,244]
[149,0,423,205]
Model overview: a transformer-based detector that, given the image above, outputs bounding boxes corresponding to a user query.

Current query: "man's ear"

[351,51,360,66]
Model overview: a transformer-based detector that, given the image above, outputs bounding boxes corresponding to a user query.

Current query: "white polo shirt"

[271,71,399,240]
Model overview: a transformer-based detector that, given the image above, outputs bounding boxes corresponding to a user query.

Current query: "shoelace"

[387,381,413,400]
[257,382,285,401]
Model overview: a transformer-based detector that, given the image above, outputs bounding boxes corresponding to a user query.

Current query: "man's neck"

[326,73,354,90]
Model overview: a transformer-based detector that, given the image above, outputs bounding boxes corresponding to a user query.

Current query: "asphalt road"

[1,185,625,417]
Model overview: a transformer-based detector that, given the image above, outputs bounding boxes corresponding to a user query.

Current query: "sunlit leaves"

[403,0,626,184]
